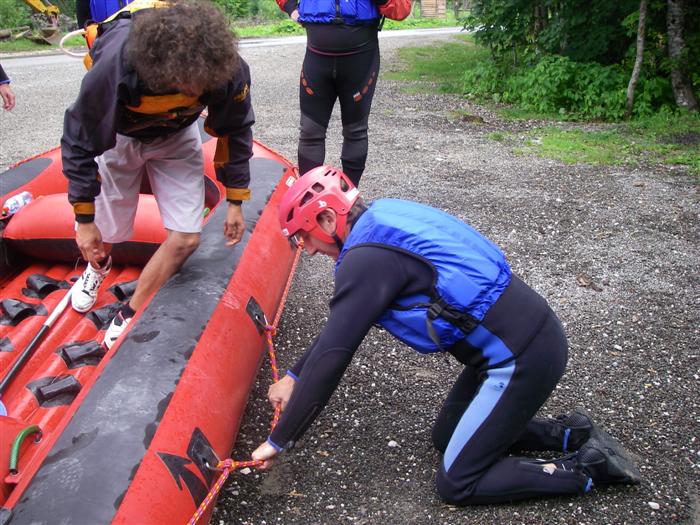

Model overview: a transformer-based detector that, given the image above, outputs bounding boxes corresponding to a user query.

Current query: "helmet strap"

[332,232,344,251]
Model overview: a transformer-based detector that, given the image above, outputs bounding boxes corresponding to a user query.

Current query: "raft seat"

[58,341,106,369]
[0,265,137,421]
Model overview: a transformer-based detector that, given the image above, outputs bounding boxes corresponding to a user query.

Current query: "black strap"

[425,297,478,350]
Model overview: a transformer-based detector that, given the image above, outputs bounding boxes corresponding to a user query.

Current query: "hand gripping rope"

[187,243,303,525]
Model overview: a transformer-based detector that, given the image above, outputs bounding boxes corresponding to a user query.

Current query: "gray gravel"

[1,31,698,525]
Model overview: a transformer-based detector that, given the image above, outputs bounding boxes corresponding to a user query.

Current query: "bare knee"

[165,232,200,261]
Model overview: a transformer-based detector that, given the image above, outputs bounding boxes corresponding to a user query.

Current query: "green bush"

[211,0,252,19]
[251,0,287,21]
[0,1,32,29]
[463,54,675,120]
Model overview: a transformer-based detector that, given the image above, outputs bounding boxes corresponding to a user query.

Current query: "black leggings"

[298,46,380,186]
[432,311,590,504]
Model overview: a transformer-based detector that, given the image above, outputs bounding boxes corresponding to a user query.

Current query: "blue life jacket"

[335,199,512,353]
[90,0,134,22]
[298,0,380,25]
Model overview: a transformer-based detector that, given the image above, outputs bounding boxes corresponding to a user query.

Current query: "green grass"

[0,39,54,52]
[230,14,459,37]
[389,36,700,177]
[518,128,632,165]
[0,35,85,52]
[382,13,459,30]
[385,34,482,93]
[233,18,305,38]
[516,112,700,176]
[0,14,460,51]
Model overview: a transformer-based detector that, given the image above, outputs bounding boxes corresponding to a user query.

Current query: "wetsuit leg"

[435,312,590,504]
[432,366,480,454]
[298,51,337,176]
[76,0,91,27]
[435,379,590,455]
[336,47,380,186]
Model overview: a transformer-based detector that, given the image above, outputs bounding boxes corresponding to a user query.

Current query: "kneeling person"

[252,166,641,504]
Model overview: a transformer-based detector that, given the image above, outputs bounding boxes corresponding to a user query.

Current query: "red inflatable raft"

[0,121,298,524]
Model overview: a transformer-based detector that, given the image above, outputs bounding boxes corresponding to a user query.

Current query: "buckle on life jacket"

[426,298,479,340]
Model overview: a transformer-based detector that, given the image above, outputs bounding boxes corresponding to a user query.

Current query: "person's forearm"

[215,129,253,197]
[268,345,355,448]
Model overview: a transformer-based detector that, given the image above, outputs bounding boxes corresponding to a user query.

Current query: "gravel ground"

[1,31,698,525]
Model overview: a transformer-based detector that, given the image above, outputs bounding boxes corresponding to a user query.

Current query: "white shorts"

[94,122,205,243]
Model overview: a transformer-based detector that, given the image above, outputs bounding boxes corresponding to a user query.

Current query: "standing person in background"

[76,0,135,27]
[62,0,254,349]
[0,63,16,111]
[275,0,393,186]
[75,0,92,27]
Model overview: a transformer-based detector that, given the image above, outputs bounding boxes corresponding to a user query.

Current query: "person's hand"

[0,83,16,111]
[252,441,279,470]
[76,222,106,266]
[224,202,245,246]
[268,374,296,411]
[291,9,300,21]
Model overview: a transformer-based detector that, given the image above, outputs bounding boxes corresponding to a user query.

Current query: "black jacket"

[61,17,255,220]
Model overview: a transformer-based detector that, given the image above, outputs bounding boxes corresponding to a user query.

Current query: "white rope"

[59,29,88,58]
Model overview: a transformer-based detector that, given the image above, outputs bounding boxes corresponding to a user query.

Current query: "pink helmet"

[278,166,360,245]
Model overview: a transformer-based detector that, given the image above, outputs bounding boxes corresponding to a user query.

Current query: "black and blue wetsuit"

[278,0,384,186]
[268,201,592,504]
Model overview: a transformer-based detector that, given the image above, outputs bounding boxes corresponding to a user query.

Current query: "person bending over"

[62,0,254,348]
[252,166,640,504]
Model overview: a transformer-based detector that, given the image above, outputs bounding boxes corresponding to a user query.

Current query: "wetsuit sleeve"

[288,335,319,379]
[0,64,9,84]
[268,246,413,449]
[61,24,127,223]
[203,59,255,203]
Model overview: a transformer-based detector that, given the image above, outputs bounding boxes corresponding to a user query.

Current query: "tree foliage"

[462,0,699,117]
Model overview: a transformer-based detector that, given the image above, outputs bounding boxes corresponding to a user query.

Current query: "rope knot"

[218,459,234,470]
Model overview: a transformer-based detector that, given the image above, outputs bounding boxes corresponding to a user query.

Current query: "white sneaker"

[104,311,132,349]
[71,257,112,313]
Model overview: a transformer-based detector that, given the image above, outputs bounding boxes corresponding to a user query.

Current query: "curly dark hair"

[125,1,239,94]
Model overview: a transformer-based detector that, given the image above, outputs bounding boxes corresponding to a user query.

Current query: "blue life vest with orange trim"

[298,0,380,25]
[82,2,208,139]
[335,199,512,353]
